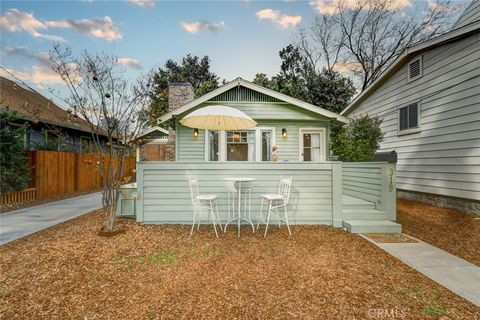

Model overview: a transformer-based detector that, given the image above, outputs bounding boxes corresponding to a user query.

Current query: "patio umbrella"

[179,105,257,131]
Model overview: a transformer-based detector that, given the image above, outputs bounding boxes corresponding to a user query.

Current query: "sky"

[0,0,468,106]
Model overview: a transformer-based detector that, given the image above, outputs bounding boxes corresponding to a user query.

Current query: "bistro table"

[223,177,256,238]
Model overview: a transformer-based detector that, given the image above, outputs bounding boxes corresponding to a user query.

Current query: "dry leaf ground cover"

[1,210,479,320]
[397,198,480,266]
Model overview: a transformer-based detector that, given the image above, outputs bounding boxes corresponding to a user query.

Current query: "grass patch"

[147,251,178,265]
[421,300,446,316]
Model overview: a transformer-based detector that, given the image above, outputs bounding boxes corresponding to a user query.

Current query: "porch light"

[282,128,287,139]
[193,128,199,137]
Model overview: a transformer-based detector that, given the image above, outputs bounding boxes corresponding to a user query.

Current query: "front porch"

[133,161,400,233]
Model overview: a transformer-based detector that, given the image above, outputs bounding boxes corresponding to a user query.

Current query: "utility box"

[116,183,138,217]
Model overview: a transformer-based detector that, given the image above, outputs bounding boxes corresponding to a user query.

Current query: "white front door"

[300,129,325,162]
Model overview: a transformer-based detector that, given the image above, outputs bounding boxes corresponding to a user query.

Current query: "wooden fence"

[1,151,136,205]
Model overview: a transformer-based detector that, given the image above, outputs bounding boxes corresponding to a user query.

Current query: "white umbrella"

[180,105,257,131]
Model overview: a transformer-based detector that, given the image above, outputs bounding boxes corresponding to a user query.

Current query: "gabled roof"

[341,20,480,116]
[159,77,350,124]
[137,126,169,138]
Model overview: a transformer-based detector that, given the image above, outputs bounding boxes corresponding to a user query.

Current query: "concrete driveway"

[0,192,102,245]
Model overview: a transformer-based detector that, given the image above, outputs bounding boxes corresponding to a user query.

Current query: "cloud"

[1,45,51,65]
[128,0,155,8]
[309,0,411,15]
[0,8,65,41]
[332,61,362,73]
[179,20,225,34]
[31,65,64,84]
[47,16,122,42]
[116,57,142,69]
[255,9,302,29]
[0,67,31,81]
[0,9,121,42]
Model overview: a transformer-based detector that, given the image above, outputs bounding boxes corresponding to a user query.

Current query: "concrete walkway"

[362,234,480,307]
[0,192,102,245]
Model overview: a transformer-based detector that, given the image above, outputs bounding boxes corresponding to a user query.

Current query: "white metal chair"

[257,177,292,237]
[189,179,223,238]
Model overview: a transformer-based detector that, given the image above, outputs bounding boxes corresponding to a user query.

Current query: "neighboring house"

[341,7,480,213]
[135,126,169,161]
[0,76,108,152]
[160,78,349,163]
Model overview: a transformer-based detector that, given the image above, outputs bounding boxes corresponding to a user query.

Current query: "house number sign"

[388,168,394,192]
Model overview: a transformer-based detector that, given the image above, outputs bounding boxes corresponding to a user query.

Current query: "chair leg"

[210,202,218,238]
[198,205,202,230]
[257,199,264,231]
[190,204,197,237]
[215,201,223,232]
[264,201,272,238]
[276,207,281,228]
[283,204,292,236]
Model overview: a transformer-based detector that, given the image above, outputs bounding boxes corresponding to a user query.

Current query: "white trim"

[397,101,422,136]
[136,126,169,139]
[407,55,423,82]
[341,20,480,116]
[159,78,350,124]
[298,128,327,162]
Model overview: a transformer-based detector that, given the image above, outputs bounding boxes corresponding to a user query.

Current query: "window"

[407,57,422,81]
[299,128,326,162]
[208,131,219,161]
[80,136,92,152]
[261,131,272,161]
[226,131,255,161]
[205,128,274,161]
[399,103,419,132]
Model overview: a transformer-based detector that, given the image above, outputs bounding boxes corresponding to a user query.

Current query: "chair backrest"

[224,180,237,193]
[189,179,200,204]
[278,177,292,203]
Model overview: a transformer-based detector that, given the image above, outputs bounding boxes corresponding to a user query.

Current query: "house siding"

[347,32,480,201]
[453,0,480,30]
[176,101,332,162]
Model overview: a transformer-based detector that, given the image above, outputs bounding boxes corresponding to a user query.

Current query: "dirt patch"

[397,198,480,266]
[364,233,419,243]
[1,210,479,319]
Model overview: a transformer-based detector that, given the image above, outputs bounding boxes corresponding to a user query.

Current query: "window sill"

[398,127,421,136]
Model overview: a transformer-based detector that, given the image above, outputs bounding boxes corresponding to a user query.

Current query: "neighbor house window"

[227,131,255,161]
[80,136,92,152]
[399,103,419,131]
[208,131,219,161]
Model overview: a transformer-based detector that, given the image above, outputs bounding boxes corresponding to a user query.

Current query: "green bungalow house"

[132,78,400,233]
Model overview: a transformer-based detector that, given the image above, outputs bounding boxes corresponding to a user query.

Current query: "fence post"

[331,162,343,227]
[384,163,397,221]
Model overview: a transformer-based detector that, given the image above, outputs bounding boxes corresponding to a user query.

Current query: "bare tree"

[300,0,459,90]
[49,44,152,232]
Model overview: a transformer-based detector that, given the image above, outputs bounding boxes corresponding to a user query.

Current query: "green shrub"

[0,110,31,193]
[331,115,384,161]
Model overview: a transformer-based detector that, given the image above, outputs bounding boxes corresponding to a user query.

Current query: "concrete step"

[342,209,389,220]
[342,220,402,234]
[343,202,377,210]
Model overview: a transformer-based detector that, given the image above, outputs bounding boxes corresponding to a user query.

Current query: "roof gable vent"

[408,57,422,81]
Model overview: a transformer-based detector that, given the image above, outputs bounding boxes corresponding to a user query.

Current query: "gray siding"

[136,162,342,225]
[453,0,480,30]
[348,32,480,200]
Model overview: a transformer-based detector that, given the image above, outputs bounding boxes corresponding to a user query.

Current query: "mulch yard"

[1,210,479,319]
[397,198,480,266]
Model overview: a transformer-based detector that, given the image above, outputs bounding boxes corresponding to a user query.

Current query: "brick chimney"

[166,82,194,161]
[168,82,194,112]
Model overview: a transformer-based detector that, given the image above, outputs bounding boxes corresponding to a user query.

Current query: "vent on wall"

[408,57,422,81]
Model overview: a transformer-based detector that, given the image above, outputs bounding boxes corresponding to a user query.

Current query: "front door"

[300,129,325,162]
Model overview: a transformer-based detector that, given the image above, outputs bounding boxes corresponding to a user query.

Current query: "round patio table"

[223,177,256,238]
